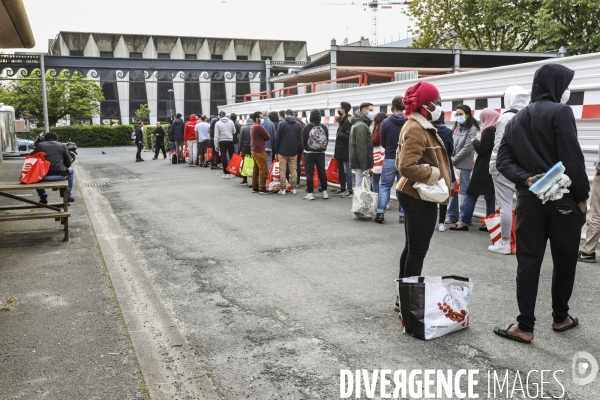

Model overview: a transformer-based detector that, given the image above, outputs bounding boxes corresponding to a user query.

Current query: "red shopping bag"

[370,146,384,174]
[205,148,213,163]
[450,180,460,196]
[481,210,516,254]
[226,153,243,177]
[267,158,280,184]
[20,152,51,184]
[326,158,340,184]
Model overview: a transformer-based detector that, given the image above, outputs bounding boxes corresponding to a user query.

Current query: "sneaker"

[222,174,228,179]
[398,215,405,224]
[67,196,75,203]
[139,159,145,161]
[164,156,167,159]
[203,164,209,168]
[318,188,323,192]
[332,189,347,195]
[39,198,48,205]
[341,191,353,198]
[375,213,385,223]
[251,188,259,193]
[152,157,157,160]
[291,189,297,195]
[488,243,512,255]
[239,181,247,185]
[394,296,400,312]
[578,250,596,263]
[303,194,314,200]
[353,213,371,220]
[190,164,197,167]
[386,203,390,210]
[323,191,329,199]
[279,190,286,195]
[259,189,272,195]
[438,223,446,232]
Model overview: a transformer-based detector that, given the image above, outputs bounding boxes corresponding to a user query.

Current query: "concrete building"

[49,32,308,125]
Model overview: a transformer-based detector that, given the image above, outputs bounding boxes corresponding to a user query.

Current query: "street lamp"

[168,89,174,121]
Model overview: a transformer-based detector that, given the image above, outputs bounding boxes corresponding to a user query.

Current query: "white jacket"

[489,86,531,177]
[214,117,236,143]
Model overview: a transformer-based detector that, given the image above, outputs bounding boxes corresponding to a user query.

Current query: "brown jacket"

[395,113,452,204]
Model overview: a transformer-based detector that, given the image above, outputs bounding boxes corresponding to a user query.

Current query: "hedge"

[31,125,135,147]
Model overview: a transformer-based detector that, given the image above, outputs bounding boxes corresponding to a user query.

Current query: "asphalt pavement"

[2,145,600,399]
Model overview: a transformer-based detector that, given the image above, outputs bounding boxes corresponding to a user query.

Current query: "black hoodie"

[497,64,589,202]
[275,116,302,156]
[171,117,185,141]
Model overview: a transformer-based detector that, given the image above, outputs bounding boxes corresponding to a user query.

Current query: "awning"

[0,0,35,48]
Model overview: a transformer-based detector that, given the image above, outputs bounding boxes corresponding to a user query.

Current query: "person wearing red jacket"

[184,114,198,167]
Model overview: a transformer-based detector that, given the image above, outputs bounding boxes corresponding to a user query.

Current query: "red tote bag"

[326,158,340,184]
[205,147,213,163]
[226,153,243,177]
[20,152,51,184]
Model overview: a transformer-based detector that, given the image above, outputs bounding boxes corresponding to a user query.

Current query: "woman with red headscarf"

[449,107,499,231]
[395,81,452,280]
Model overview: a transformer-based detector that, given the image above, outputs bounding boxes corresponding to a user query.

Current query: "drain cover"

[85,182,108,187]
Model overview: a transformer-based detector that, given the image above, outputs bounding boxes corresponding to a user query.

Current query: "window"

[70,50,84,56]
[157,53,170,59]
[185,54,197,60]
[211,54,223,60]
[130,52,142,59]
[100,52,114,58]
[236,55,248,61]
[475,98,488,110]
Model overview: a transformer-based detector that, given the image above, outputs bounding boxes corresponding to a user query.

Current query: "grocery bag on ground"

[226,153,243,177]
[481,211,517,254]
[351,178,378,216]
[205,148,213,163]
[396,276,473,340]
[371,146,384,174]
[19,152,51,184]
[326,158,340,184]
[267,158,280,184]
[242,155,254,177]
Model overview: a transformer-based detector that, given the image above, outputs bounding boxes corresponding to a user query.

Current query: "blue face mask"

[367,111,375,120]
[456,115,466,125]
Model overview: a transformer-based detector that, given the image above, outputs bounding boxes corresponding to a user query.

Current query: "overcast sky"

[9,0,413,55]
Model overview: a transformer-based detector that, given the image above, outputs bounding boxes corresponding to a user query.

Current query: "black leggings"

[219,141,235,174]
[438,204,447,224]
[398,191,438,279]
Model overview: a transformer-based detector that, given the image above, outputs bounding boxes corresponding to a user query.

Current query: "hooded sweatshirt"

[349,110,373,170]
[275,116,303,156]
[184,114,198,141]
[496,64,589,202]
[489,85,530,177]
[380,113,407,159]
[214,116,236,143]
[239,119,253,149]
[434,122,456,183]
[171,117,185,141]
[301,109,329,153]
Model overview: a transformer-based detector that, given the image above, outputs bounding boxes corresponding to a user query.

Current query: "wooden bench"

[0,181,71,242]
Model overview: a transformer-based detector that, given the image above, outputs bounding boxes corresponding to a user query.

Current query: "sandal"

[449,224,469,231]
[553,314,579,332]
[493,324,533,343]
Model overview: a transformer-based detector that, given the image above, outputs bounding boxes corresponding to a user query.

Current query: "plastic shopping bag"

[351,178,378,216]
[19,152,51,184]
[370,146,384,174]
[242,155,254,177]
[481,210,516,254]
[226,153,243,177]
[326,158,340,184]
[267,158,280,184]
[205,148,213,163]
[397,276,473,340]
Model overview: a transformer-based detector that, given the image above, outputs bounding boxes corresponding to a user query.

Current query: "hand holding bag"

[351,177,378,216]
[20,152,51,184]
[412,165,449,203]
[226,153,244,177]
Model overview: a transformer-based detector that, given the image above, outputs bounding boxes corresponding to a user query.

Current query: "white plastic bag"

[397,276,473,340]
[413,178,449,203]
[351,178,378,216]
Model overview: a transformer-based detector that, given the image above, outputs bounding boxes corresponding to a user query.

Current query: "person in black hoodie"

[332,101,353,196]
[431,101,455,232]
[275,109,302,194]
[302,109,329,200]
[494,64,588,343]
[170,113,185,160]
[134,121,144,162]
[375,96,407,223]
[152,122,167,160]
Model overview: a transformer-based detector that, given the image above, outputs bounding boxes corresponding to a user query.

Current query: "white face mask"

[427,105,443,122]
[561,89,571,104]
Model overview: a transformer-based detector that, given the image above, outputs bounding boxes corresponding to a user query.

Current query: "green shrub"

[31,125,134,147]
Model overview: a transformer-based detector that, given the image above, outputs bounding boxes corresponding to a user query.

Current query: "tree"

[135,103,151,122]
[1,69,104,126]
[405,0,600,55]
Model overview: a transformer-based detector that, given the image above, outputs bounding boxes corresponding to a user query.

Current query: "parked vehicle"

[17,138,35,152]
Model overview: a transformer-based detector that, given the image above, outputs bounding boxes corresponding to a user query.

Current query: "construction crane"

[326,1,412,45]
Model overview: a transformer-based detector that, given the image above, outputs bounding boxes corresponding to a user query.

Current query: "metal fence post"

[40,54,50,133]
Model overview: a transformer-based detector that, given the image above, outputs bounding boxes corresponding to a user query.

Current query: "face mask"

[428,105,443,122]
[561,89,571,104]
[337,110,343,116]
[366,111,375,120]
[456,115,466,125]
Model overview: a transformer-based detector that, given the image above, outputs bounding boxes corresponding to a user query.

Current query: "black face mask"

[337,110,343,116]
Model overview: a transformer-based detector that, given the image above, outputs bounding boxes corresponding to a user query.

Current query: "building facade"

[50,32,308,125]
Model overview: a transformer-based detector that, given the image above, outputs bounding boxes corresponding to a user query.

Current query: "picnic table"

[0,181,71,241]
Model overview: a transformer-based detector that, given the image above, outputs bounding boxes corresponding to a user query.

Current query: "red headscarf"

[403,81,440,118]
